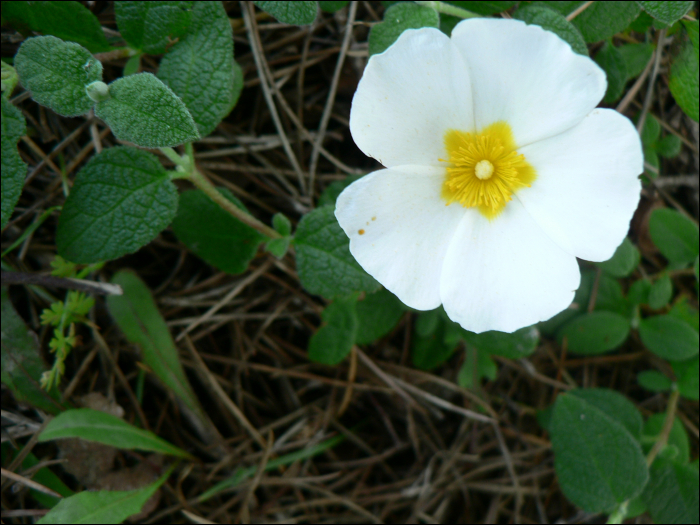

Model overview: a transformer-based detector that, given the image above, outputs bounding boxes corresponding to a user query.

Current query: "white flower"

[335,18,642,334]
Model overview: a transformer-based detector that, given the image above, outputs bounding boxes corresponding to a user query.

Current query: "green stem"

[414,1,481,19]
[606,501,628,524]
[646,388,680,467]
[186,169,281,240]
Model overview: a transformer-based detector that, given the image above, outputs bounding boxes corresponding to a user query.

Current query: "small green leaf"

[648,274,673,309]
[1,289,65,414]
[36,467,171,525]
[514,5,588,56]
[318,174,364,207]
[656,133,682,158]
[643,460,699,525]
[595,42,628,103]
[254,1,317,25]
[308,295,358,365]
[641,113,661,145]
[56,147,177,263]
[157,1,236,138]
[637,369,672,392]
[295,205,379,299]
[368,2,440,56]
[640,1,694,25]
[463,325,539,359]
[3,1,110,53]
[272,213,292,236]
[355,288,405,344]
[458,347,497,388]
[594,274,628,316]
[628,278,652,306]
[1,97,27,229]
[618,43,654,80]
[412,310,459,370]
[14,35,103,117]
[558,311,630,355]
[668,299,699,332]
[596,237,639,277]
[115,1,194,55]
[643,414,690,464]
[266,237,291,258]
[639,315,699,360]
[550,393,649,513]
[673,356,699,401]
[107,271,209,428]
[95,73,199,148]
[319,1,348,13]
[669,20,699,122]
[570,387,643,439]
[39,408,191,457]
[567,1,642,43]
[171,189,266,275]
[648,208,699,266]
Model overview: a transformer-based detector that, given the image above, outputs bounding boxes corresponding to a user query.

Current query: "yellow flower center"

[440,121,536,219]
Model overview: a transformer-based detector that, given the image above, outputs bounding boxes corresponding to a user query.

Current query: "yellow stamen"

[440,121,536,219]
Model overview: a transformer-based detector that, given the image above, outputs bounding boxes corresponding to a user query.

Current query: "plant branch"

[646,388,680,467]
[415,1,480,19]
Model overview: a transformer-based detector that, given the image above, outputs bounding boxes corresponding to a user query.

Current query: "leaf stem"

[646,388,680,467]
[414,1,480,19]
[186,168,281,239]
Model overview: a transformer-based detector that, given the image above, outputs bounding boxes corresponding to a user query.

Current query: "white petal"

[335,165,465,310]
[451,18,606,147]
[516,108,642,261]
[350,28,473,168]
[440,199,580,334]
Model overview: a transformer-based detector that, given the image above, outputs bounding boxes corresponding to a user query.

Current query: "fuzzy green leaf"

[254,1,317,25]
[463,325,540,359]
[639,315,699,361]
[569,388,643,439]
[1,97,27,229]
[648,274,673,309]
[115,1,194,54]
[567,1,642,43]
[558,311,630,355]
[648,208,699,266]
[355,289,405,345]
[673,356,699,401]
[643,460,699,524]
[595,237,639,277]
[295,205,379,299]
[669,20,699,122]
[618,42,654,79]
[308,295,358,365]
[95,73,199,148]
[14,35,103,117]
[550,392,649,513]
[595,42,628,103]
[368,3,440,56]
[637,370,672,392]
[157,1,236,138]
[56,147,178,263]
[640,1,694,25]
[319,1,348,13]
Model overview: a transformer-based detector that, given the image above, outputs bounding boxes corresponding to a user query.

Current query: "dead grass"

[2,2,698,523]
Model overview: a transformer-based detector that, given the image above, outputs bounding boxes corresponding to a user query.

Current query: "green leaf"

[3,1,110,53]
[463,325,539,359]
[56,147,178,263]
[308,295,358,365]
[448,1,517,15]
[115,1,194,54]
[1,97,27,229]
[628,278,651,306]
[594,274,628,316]
[272,213,292,236]
[171,189,266,275]
[643,460,699,524]
[355,288,405,345]
[656,133,682,158]
[157,1,236,138]
[319,1,349,13]
[648,208,699,266]
[412,310,460,370]
[458,347,497,388]
[106,270,209,428]
[550,392,649,513]
[595,41,628,103]
[641,113,661,145]
[638,369,673,392]
[639,315,699,360]
[368,2,440,56]
[668,298,699,332]
[640,1,694,25]
[618,43,654,80]
[538,269,595,336]
[14,35,103,117]
[669,20,699,122]
[566,1,642,43]
[595,238,639,278]
[14,451,73,508]
[95,73,199,148]
[673,356,699,401]
[514,5,588,56]
[265,237,291,258]
[648,274,673,309]
[643,414,690,463]
[1,289,65,414]
[254,1,317,25]
[39,408,192,458]
[36,467,172,525]
[569,387,643,439]
[295,205,379,299]
[318,174,363,207]
[558,311,630,355]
